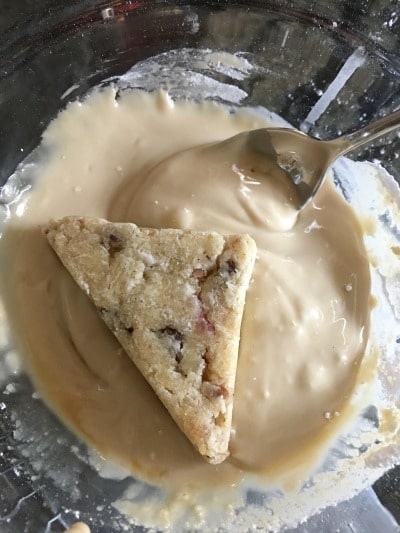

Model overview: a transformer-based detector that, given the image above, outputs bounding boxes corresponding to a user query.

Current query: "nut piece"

[226,259,237,274]
[159,326,184,363]
[104,232,124,257]
[201,381,229,400]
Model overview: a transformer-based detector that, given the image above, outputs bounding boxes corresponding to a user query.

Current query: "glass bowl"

[0,1,399,531]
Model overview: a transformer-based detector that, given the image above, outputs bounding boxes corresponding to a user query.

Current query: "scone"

[43,216,257,464]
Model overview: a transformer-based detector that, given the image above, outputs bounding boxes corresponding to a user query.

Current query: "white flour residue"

[184,8,200,34]
[109,49,254,104]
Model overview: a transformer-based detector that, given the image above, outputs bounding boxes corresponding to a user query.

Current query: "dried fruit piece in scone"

[43,216,257,464]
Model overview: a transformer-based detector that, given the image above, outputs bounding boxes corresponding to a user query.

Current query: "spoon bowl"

[245,109,400,210]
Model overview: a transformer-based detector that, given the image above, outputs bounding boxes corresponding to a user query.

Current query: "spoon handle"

[332,108,400,156]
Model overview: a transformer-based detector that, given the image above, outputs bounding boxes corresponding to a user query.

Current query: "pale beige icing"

[1,89,371,492]
[64,523,91,533]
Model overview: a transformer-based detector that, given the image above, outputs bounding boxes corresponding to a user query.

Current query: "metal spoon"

[243,108,400,210]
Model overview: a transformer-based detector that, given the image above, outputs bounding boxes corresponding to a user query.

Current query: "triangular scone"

[43,216,257,464]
